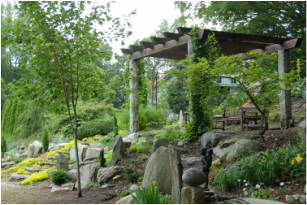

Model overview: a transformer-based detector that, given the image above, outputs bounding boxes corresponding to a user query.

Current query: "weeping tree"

[3,1,135,197]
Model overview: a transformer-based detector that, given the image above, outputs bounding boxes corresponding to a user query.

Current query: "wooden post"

[278,49,292,129]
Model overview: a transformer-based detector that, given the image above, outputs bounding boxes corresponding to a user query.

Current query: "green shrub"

[14,158,22,164]
[98,134,114,145]
[183,112,212,140]
[132,181,170,204]
[1,135,7,158]
[77,118,113,140]
[113,115,118,137]
[68,159,75,165]
[155,125,182,142]
[173,125,181,130]
[128,137,152,153]
[101,189,117,201]
[124,161,142,183]
[117,105,166,131]
[51,169,67,185]
[120,190,129,197]
[128,145,138,153]
[42,126,49,152]
[99,149,106,167]
[166,118,178,125]
[213,141,306,190]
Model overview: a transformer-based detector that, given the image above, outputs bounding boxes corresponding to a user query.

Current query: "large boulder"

[201,132,226,148]
[67,169,78,181]
[168,145,183,204]
[150,138,169,155]
[299,120,306,141]
[111,135,124,166]
[70,144,88,162]
[85,148,102,159]
[97,166,121,184]
[80,163,97,184]
[182,168,206,186]
[142,146,172,194]
[225,139,265,164]
[27,140,43,158]
[286,195,306,204]
[56,153,69,171]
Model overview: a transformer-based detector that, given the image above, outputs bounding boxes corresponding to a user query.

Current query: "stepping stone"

[25,167,46,172]
[101,184,117,189]
[10,173,31,181]
[50,184,69,193]
[48,156,56,160]
[1,161,15,168]
[38,161,55,166]
[225,198,286,204]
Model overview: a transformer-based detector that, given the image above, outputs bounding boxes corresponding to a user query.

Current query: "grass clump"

[98,135,114,145]
[155,124,182,142]
[127,137,152,153]
[86,181,101,188]
[51,169,67,185]
[120,190,129,197]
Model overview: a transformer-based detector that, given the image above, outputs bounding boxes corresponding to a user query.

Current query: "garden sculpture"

[201,147,213,191]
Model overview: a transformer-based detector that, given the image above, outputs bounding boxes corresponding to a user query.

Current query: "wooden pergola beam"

[130,45,146,52]
[121,48,133,55]
[140,41,158,48]
[163,32,184,40]
[151,37,173,44]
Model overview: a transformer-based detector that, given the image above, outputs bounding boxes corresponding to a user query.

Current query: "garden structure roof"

[121,27,302,61]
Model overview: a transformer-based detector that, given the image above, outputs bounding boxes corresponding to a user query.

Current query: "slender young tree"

[3,1,135,197]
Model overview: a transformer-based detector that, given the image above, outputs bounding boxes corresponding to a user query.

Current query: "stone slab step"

[10,173,31,181]
[225,198,286,204]
[1,161,15,168]
[38,161,55,166]
[25,167,46,172]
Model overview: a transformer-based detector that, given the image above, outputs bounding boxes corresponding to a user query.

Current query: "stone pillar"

[168,145,183,204]
[188,39,194,122]
[179,110,183,126]
[278,50,292,129]
[129,59,139,133]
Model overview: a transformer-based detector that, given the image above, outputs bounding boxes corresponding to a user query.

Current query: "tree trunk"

[259,116,268,142]
[73,127,82,197]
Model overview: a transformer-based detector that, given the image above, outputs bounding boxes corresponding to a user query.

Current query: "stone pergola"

[121,27,302,133]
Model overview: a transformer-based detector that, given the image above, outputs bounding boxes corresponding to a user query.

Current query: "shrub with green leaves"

[42,126,49,152]
[98,134,114,145]
[51,169,67,185]
[99,149,106,167]
[124,160,142,183]
[77,118,113,140]
[166,117,178,125]
[117,105,166,131]
[213,141,306,190]
[127,137,152,153]
[154,124,182,142]
[132,181,171,204]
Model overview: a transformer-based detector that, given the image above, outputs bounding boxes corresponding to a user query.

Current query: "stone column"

[278,50,292,129]
[188,39,194,122]
[129,59,139,133]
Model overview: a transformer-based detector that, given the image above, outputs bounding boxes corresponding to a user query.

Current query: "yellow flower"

[291,159,295,165]
[296,154,303,163]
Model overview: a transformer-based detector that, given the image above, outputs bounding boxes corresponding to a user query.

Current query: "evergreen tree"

[113,115,118,138]
[42,126,49,152]
[14,99,24,132]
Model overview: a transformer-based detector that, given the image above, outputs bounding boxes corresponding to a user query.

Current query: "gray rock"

[10,173,31,181]
[151,138,169,155]
[168,145,183,204]
[51,184,69,193]
[70,144,88,162]
[181,186,205,204]
[56,153,69,171]
[129,184,139,194]
[83,156,98,162]
[142,146,172,194]
[79,163,97,185]
[143,140,153,146]
[182,168,206,186]
[96,166,121,184]
[25,167,46,172]
[213,146,227,159]
[123,141,132,150]
[201,132,226,148]
[174,147,186,155]
[67,169,78,181]
[181,157,202,168]
[225,198,286,204]
[1,161,15,168]
[27,140,43,158]
[177,139,188,147]
[286,194,306,204]
[85,148,102,159]
[69,164,76,170]
[111,135,124,166]
[127,133,139,141]
[226,139,265,163]
[218,138,236,149]
[115,193,136,204]
[299,120,306,141]
[101,184,117,189]
[81,139,90,146]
